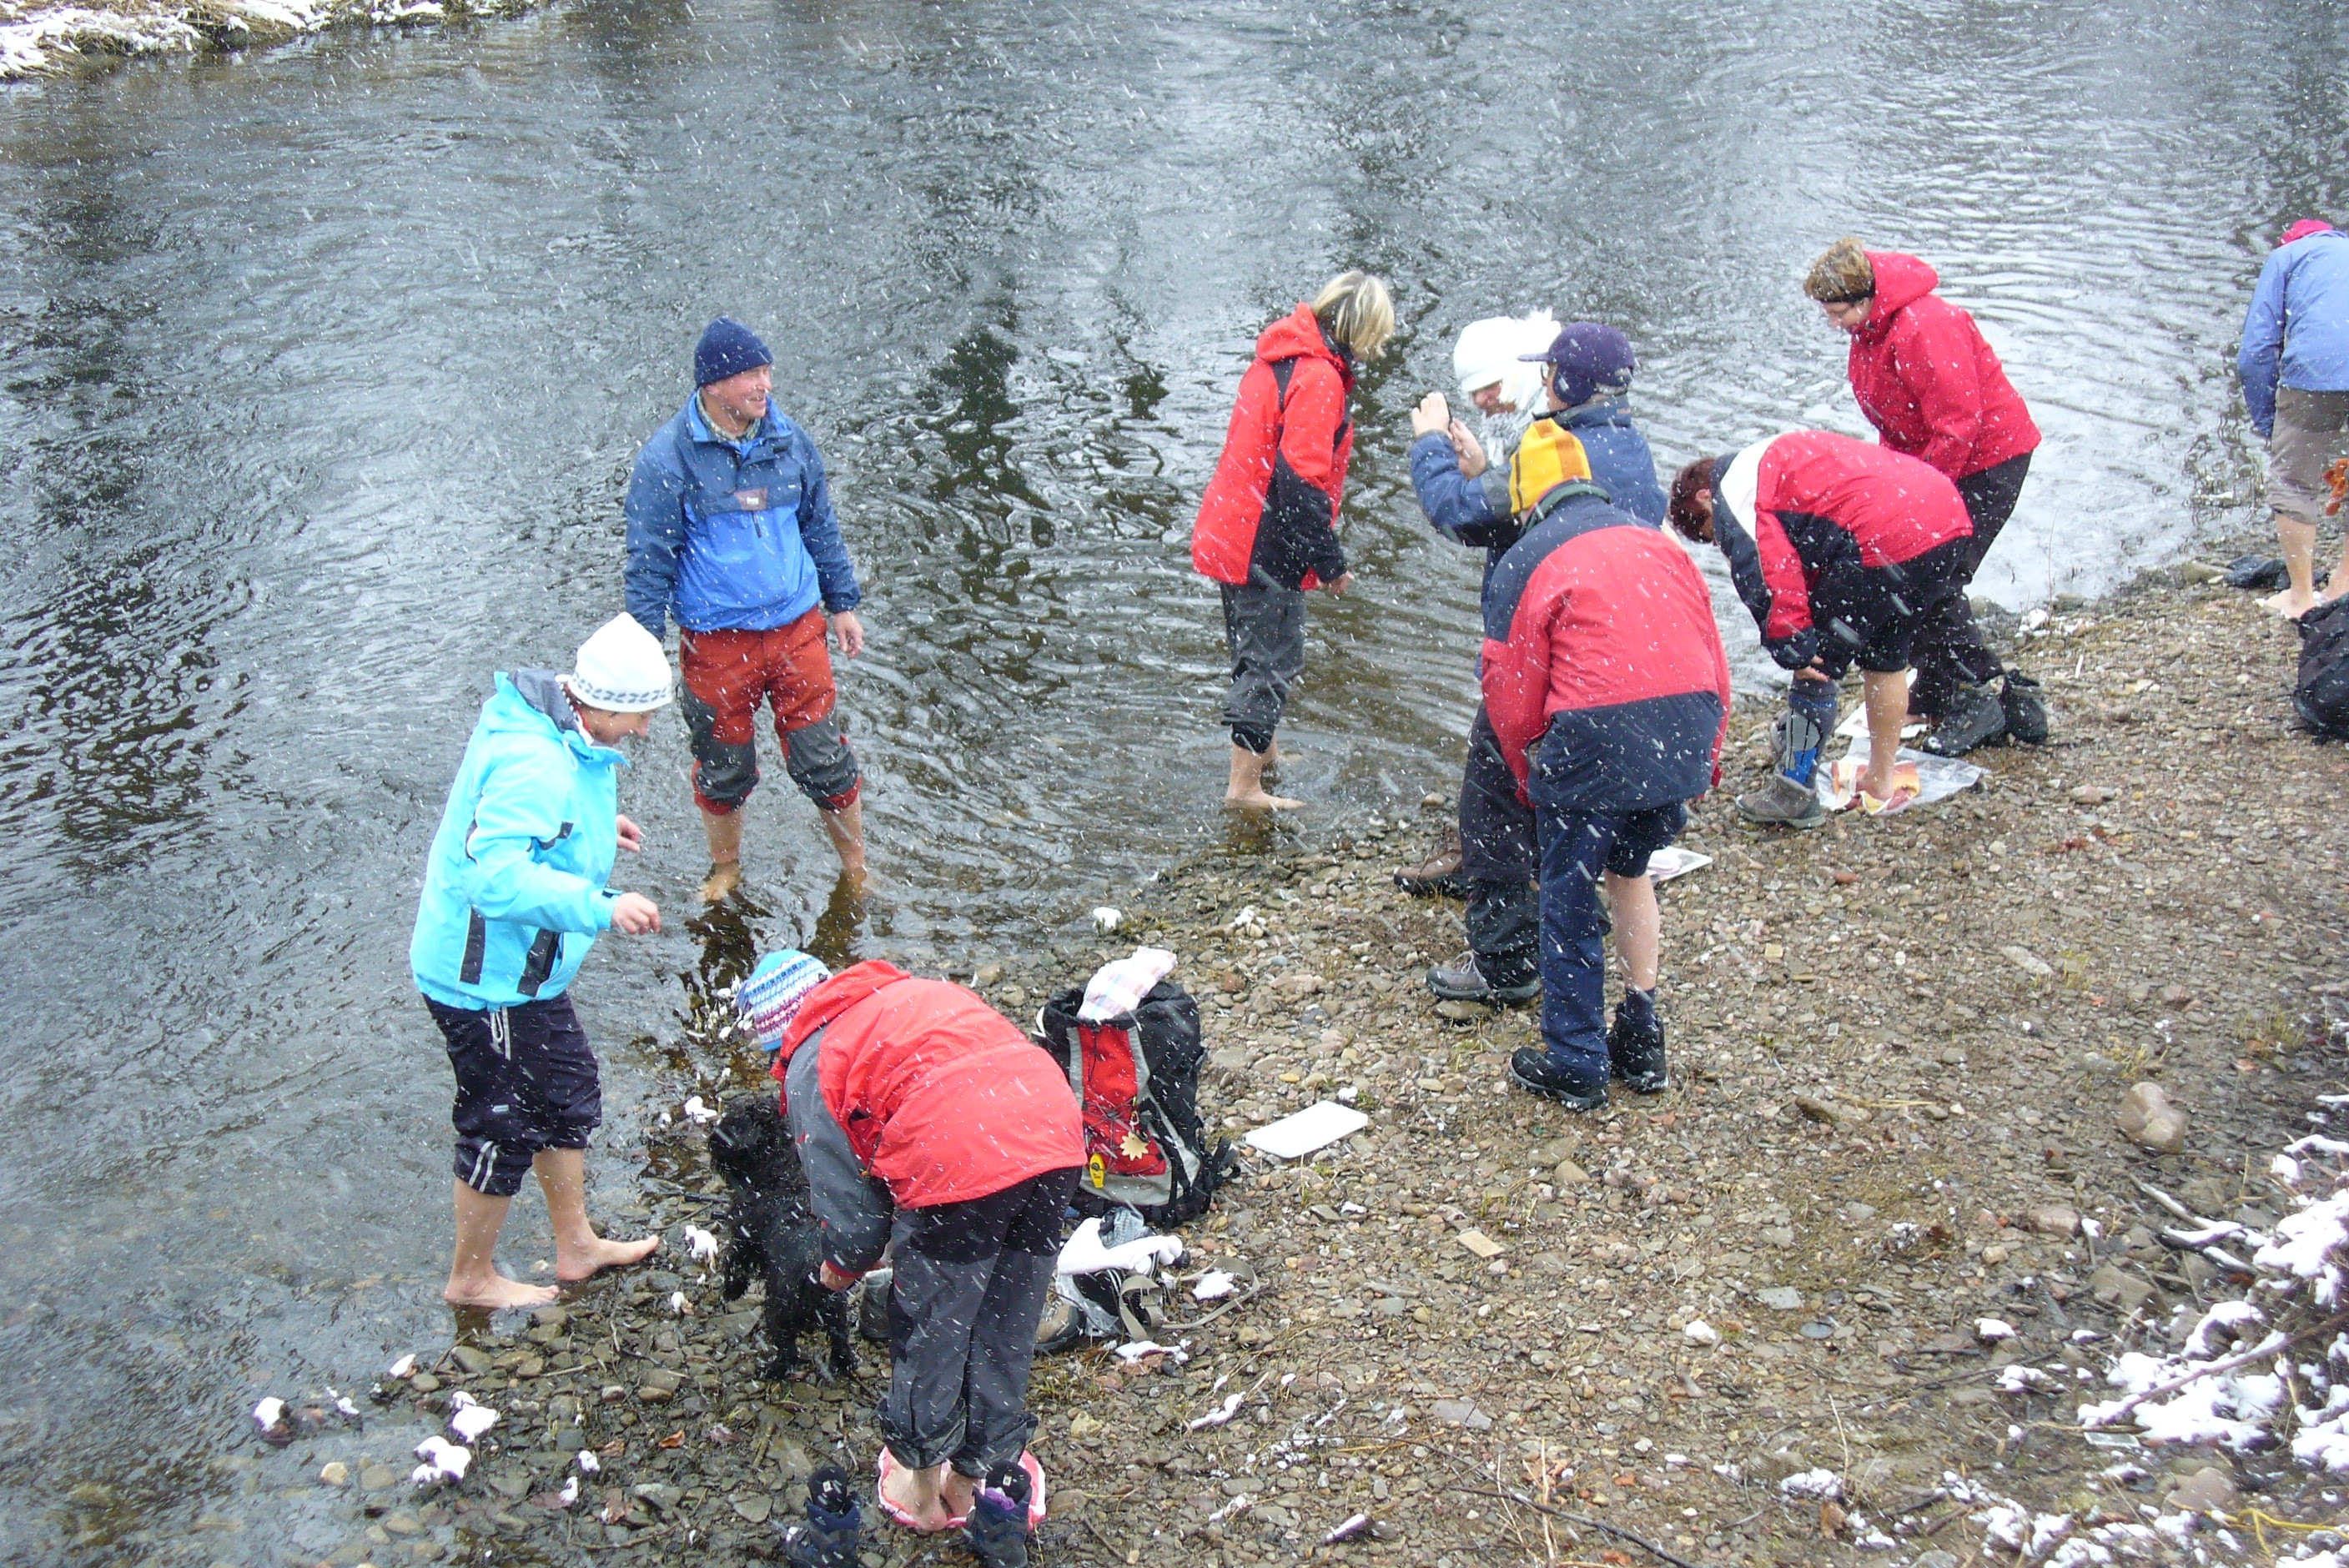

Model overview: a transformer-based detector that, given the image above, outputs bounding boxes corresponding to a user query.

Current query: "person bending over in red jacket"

[1804,239,2046,756]
[1668,432,1974,828]
[1192,271,1396,809]
[761,955,1083,1556]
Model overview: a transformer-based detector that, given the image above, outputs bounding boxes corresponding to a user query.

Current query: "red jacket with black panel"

[1846,251,2040,480]
[1192,304,1356,591]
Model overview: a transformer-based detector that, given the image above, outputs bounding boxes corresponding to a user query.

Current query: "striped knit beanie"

[737,950,830,1051]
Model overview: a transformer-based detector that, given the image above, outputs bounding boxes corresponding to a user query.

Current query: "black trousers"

[1910,452,2032,717]
[1457,705,1538,988]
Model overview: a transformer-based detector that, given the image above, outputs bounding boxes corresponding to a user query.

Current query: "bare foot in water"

[1225,787,1304,811]
[556,1233,660,1284]
[444,1273,561,1311]
[2264,586,2318,619]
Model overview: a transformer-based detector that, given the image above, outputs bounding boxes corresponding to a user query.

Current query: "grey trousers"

[1220,569,1307,754]
[880,1168,1079,1475]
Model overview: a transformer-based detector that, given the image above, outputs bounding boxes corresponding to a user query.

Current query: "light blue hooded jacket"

[410,671,626,1011]
[2239,229,2349,438]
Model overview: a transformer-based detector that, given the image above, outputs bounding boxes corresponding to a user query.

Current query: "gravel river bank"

[203,562,2349,1568]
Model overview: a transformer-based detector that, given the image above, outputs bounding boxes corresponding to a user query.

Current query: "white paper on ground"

[1646,847,1712,882]
[1813,745,1987,810]
[1057,1215,1184,1276]
[1246,1099,1369,1159]
[1832,669,1920,739]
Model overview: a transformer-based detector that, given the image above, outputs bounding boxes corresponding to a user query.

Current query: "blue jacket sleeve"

[785,1041,893,1274]
[2240,252,2289,439]
[792,432,863,615]
[458,748,620,935]
[1409,432,1513,548]
[623,446,689,641]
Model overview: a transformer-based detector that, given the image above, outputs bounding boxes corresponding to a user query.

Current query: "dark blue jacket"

[623,395,861,640]
[1408,400,1667,592]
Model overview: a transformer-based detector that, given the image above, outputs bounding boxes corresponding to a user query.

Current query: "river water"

[0,0,2341,1553]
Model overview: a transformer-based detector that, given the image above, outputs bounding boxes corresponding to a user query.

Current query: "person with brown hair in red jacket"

[762,955,1083,1555]
[1192,271,1395,809]
[1804,239,2046,756]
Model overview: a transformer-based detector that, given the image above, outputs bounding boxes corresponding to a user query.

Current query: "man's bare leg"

[1859,671,1909,801]
[2264,512,2321,618]
[445,1181,559,1310]
[879,1452,955,1530]
[1226,744,1302,811]
[699,805,745,902]
[536,1148,659,1284]
[1603,871,1660,991]
[820,796,868,885]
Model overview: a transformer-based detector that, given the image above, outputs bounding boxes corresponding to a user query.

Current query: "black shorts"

[425,993,602,1198]
[1811,538,1969,680]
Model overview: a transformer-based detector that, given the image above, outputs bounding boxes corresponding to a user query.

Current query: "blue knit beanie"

[695,317,773,388]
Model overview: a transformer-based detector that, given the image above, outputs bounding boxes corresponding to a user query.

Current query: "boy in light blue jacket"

[410,615,672,1311]
[2239,219,2349,618]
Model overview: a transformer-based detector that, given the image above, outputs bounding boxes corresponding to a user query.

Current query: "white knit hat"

[1452,310,1557,411]
[564,614,674,713]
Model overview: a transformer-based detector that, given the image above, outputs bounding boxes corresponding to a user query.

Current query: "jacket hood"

[1863,252,1940,328]
[486,670,623,764]
[1255,304,1354,384]
[774,960,912,1067]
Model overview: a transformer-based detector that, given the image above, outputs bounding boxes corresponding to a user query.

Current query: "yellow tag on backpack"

[1088,1153,1107,1190]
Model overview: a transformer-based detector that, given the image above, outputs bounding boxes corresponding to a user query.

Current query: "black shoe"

[965,1463,1032,1568]
[1508,1048,1608,1111]
[2226,554,2291,592]
[1920,680,2006,756]
[1427,951,1539,1004]
[782,1467,860,1568]
[1608,1006,1668,1094]
[1999,671,2049,745]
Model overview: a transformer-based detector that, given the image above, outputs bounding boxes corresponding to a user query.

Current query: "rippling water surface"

[0,0,2342,1552]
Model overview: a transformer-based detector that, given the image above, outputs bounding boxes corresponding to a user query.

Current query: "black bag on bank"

[2294,596,2349,738]
[1038,980,1236,1228]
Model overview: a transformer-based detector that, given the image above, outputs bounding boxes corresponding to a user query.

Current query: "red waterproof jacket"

[772,962,1082,1214]
[1192,305,1356,591]
[1712,431,1972,666]
[1846,252,2040,480]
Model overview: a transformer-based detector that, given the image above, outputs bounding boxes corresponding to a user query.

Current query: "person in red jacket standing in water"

[1804,239,2047,756]
[1193,272,1396,808]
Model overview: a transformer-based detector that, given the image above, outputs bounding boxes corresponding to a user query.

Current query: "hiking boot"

[1736,773,1827,829]
[1999,671,2049,745]
[1393,828,1466,898]
[782,1466,860,1568]
[964,1464,1033,1568]
[1427,951,1540,1004]
[1921,680,2006,756]
[1608,1004,1668,1094]
[1508,1048,1608,1112]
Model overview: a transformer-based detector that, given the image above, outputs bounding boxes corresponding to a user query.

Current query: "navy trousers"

[1459,705,1539,987]
[1536,802,1685,1085]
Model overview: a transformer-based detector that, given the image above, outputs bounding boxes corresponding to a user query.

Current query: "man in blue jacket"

[1403,322,1669,1007]
[411,615,672,1311]
[626,318,868,902]
[2240,219,2349,619]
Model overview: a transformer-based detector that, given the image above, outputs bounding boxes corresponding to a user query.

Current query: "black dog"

[708,1094,856,1383]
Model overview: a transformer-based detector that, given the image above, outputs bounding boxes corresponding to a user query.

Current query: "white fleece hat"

[564,614,674,713]
[1452,309,1557,411]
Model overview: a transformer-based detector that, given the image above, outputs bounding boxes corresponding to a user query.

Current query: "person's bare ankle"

[940,1469,978,1517]
[555,1233,659,1284]
[445,1273,559,1310]
[1225,787,1303,811]
[880,1456,953,1530]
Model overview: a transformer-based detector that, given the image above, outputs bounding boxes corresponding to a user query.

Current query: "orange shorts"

[677,611,858,812]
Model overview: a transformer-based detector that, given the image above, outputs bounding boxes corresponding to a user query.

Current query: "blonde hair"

[1803,238,1875,304]
[1312,270,1396,359]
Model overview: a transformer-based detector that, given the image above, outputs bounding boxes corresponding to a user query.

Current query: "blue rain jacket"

[2240,230,2349,438]
[1410,399,1667,594]
[411,671,626,1011]
[623,395,862,641]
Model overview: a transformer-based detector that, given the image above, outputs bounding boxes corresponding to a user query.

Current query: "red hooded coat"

[1191,304,1356,591]
[1846,252,2040,481]
[772,961,1082,1211]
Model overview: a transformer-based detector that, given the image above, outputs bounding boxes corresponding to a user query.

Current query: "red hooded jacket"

[1847,252,2040,481]
[772,961,1082,1211]
[1192,305,1356,591]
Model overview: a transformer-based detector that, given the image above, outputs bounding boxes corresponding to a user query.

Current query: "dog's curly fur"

[708,1094,856,1383]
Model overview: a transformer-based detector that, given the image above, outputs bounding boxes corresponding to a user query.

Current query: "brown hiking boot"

[1393,827,1465,897]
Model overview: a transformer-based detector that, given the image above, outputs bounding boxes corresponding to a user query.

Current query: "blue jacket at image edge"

[1408,400,1667,593]
[411,671,626,1011]
[2239,230,2349,437]
[623,395,862,641]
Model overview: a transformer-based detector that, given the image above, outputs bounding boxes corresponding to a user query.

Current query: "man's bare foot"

[699,860,742,902]
[444,1273,560,1310]
[939,1470,978,1520]
[2264,587,2318,619]
[1225,788,1304,811]
[555,1233,660,1284]
[880,1455,955,1530]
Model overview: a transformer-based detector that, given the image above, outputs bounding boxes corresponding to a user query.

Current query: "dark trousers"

[1911,452,2031,716]
[1536,803,1685,1085]
[1458,705,1538,986]
[1219,569,1306,754]
[425,994,601,1198]
[882,1167,1079,1475]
